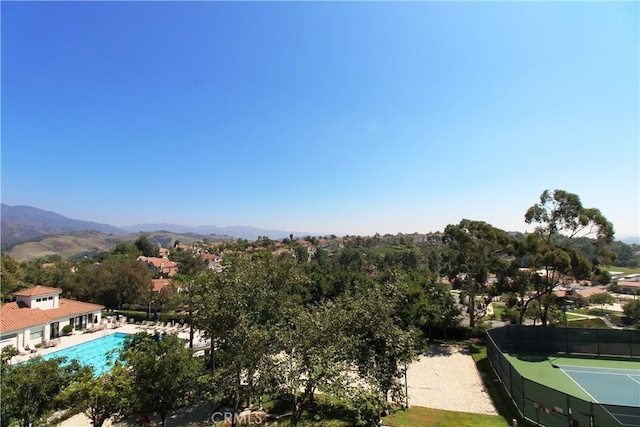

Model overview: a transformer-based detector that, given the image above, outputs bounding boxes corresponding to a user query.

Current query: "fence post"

[521,374,525,412]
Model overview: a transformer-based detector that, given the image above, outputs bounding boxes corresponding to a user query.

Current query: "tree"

[58,365,133,427]
[523,189,614,326]
[134,235,159,257]
[119,332,202,427]
[189,254,294,422]
[623,299,640,323]
[1,346,19,371]
[442,220,513,329]
[524,299,541,325]
[66,257,152,308]
[172,249,207,278]
[424,282,461,339]
[1,357,91,427]
[1,254,24,300]
[589,292,615,314]
[113,242,142,258]
[274,302,352,426]
[337,282,417,425]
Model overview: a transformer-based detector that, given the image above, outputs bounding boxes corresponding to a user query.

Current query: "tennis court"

[558,365,640,426]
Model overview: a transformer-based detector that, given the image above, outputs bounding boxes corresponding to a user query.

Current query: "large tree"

[442,219,513,329]
[58,365,133,427]
[521,189,614,326]
[338,283,417,426]
[189,253,291,421]
[1,357,91,427]
[134,235,159,258]
[274,302,353,427]
[1,254,25,301]
[118,332,202,427]
[65,257,152,308]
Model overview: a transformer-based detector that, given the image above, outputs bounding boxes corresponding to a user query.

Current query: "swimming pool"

[42,332,128,376]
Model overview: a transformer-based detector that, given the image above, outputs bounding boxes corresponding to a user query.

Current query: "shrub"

[112,310,148,323]
[61,325,73,335]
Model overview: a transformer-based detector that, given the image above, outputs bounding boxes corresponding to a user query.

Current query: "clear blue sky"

[2,1,638,238]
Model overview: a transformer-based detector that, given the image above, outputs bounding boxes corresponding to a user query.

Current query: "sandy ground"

[406,344,498,416]
[53,328,497,425]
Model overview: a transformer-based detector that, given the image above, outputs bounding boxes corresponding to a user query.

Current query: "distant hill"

[1,204,126,250]
[6,230,232,262]
[620,236,640,245]
[0,203,312,254]
[122,223,313,241]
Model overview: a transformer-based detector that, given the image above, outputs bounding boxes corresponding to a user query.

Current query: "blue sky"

[2,1,638,238]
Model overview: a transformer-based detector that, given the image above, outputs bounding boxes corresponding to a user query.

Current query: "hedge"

[108,309,189,325]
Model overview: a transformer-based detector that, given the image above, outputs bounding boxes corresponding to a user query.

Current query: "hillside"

[6,230,232,262]
[1,204,315,249]
[1,204,126,249]
[122,223,315,241]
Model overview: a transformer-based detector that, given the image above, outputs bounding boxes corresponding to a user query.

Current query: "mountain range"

[0,204,314,250]
[2,204,638,253]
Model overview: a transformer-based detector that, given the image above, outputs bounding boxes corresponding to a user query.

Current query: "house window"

[30,330,43,340]
[36,298,42,302]
[48,296,53,300]
[0,332,17,342]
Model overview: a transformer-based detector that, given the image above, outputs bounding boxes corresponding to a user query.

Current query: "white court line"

[562,369,640,377]
[627,375,640,385]
[559,368,598,402]
[557,365,640,375]
[556,364,640,372]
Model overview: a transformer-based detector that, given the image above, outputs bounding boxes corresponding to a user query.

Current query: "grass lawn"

[491,304,506,320]
[602,266,640,274]
[382,406,511,427]
[566,313,585,321]
[571,308,620,316]
[565,318,609,328]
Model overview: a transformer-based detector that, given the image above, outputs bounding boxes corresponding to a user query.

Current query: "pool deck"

[10,322,204,365]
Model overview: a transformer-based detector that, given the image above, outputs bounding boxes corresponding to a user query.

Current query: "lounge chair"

[17,345,29,355]
[43,339,59,348]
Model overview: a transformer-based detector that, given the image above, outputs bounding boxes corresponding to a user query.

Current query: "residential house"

[0,285,104,350]
[198,253,223,271]
[137,256,178,279]
[151,278,184,294]
[617,280,640,295]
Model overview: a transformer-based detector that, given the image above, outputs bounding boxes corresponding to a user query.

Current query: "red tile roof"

[152,279,171,293]
[1,299,104,334]
[14,285,62,297]
[576,287,607,298]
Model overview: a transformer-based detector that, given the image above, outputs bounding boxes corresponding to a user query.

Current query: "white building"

[0,285,104,351]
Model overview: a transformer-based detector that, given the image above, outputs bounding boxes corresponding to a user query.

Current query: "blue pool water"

[43,332,128,376]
